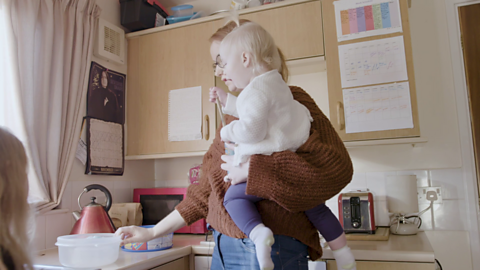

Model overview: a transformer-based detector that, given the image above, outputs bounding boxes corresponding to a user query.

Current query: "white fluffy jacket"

[221,70,313,165]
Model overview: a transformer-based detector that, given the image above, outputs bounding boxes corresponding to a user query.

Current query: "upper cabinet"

[125,0,324,158]
[126,20,221,157]
[323,0,420,142]
[240,1,324,60]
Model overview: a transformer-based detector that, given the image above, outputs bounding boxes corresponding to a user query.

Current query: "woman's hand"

[221,144,250,185]
[209,87,227,106]
[115,225,155,246]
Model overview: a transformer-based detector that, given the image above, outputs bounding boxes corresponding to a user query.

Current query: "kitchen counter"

[34,235,207,270]
[34,232,434,269]
[322,232,435,263]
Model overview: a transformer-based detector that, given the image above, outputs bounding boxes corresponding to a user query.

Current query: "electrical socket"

[417,186,443,204]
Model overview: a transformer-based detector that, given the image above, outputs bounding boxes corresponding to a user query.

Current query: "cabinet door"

[150,256,189,270]
[323,0,420,141]
[326,260,435,270]
[195,255,213,270]
[127,20,222,156]
[240,1,324,60]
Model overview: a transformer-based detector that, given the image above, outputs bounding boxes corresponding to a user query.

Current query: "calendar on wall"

[338,36,408,88]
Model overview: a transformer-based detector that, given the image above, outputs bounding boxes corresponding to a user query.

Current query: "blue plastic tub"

[171,4,194,17]
[166,12,198,24]
[121,225,173,252]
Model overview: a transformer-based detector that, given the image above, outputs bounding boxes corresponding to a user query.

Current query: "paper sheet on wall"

[343,81,413,133]
[334,0,402,42]
[89,119,123,168]
[76,139,87,165]
[339,36,408,88]
[168,86,202,141]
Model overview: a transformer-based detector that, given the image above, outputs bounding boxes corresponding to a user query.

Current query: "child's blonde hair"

[0,127,33,270]
[221,21,282,76]
[210,19,289,82]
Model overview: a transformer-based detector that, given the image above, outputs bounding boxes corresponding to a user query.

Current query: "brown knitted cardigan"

[176,86,353,260]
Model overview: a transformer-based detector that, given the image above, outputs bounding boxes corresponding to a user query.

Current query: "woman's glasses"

[212,54,226,72]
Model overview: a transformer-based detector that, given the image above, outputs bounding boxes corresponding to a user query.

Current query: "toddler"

[212,21,357,270]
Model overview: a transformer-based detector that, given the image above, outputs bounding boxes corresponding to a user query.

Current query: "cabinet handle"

[337,102,345,131]
[204,115,210,141]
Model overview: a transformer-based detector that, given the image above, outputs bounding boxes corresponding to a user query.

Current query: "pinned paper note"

[343,82,413,133]
[168,86,202,141]
[334,0,402,42]
[339,36,408,88]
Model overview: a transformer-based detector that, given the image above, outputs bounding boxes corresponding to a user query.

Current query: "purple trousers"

[223,183,344,241]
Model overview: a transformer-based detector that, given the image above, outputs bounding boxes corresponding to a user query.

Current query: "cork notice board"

[324,0,420,141]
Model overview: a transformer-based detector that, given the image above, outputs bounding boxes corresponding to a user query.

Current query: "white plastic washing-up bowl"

[55,233,121,269]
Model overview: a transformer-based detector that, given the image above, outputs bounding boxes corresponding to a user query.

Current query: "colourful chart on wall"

[343,81,413,133]
[334,0,402,42]
[338,36,408,88]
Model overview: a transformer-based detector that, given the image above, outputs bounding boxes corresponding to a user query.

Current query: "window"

[0,4,43,204]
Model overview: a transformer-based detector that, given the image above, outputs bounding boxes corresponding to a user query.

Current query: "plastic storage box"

[120,0,170,32]
[166,12,198,24]
[171,5,194,17]
[55,233,122,268]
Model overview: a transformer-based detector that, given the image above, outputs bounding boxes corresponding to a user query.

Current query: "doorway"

[458,2,480,196]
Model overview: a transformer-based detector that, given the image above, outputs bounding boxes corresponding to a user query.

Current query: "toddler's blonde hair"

[221,21,282,76]
[0,127,33,270]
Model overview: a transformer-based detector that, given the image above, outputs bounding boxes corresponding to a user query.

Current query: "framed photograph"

[87,62,126,124]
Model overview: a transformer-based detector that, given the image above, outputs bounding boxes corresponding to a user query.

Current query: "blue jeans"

[210,228,309,270]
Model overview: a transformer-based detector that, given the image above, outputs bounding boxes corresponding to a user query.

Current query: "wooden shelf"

[125,151,207,160]
[125,0,317,39]
[344,137,428,148]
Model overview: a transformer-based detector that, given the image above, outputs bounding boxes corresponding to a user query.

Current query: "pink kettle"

[70,184,116,234]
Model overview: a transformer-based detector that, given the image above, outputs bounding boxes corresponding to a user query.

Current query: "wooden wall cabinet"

[126,0,324,158]
[240,0,324,60]
[326,260,435,270]
[323,0,421,142]
[126,20,222,157]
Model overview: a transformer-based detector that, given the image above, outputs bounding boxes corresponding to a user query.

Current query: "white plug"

[417,187,443,204]
[426,190,438,201]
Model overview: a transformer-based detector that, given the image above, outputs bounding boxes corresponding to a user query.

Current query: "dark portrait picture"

[87,62,125,124]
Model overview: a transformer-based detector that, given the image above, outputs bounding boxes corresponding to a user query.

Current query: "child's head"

[219,21,281,89]
[0,127,32,269]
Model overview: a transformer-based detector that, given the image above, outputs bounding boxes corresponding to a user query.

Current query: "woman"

[116,20,353,270]
[0,128,33,270]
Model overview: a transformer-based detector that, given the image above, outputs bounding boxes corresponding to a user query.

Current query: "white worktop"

[34,231,435,269]
[34,235,207,270]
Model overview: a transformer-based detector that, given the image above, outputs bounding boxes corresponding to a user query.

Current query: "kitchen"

[8,0,477,269]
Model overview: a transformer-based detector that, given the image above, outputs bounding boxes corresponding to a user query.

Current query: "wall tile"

[45,212,72,249]
[33,214,46,252]
[366,172,387,200]
[418,202,434,230]
[432,199,468,230]
[397,170,429,187]
[429,168,464,200]
[343,172,367,192]
[374,200,390,227]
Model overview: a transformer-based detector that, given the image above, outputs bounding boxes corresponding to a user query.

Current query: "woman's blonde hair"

[0,128,33,270]
[210,19,289,82]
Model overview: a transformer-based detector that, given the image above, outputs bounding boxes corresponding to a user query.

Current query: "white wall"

[33,0,156,252]
[153,0,478,269]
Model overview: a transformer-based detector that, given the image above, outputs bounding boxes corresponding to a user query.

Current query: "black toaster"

[338,191,376,234]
